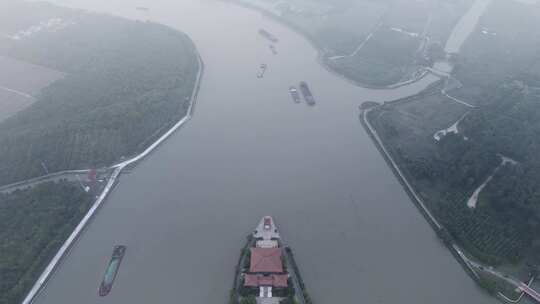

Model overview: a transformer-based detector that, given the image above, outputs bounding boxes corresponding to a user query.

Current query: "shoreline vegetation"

[359,0,540,296]
[230,0,540,298]
[360,102,524,299]
[227,0,419,90]
[4,0,539,303]
[0,2,203,304]
[0,181,95,304]
[227,0,470,89]
[0,2,200,186]
[21,50,204,304]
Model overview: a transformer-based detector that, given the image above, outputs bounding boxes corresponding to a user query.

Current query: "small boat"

[257,64,268,78]
[98,245,126,297]
[289,86,301,103]
[299,81,315,106]
[259,29,278,43]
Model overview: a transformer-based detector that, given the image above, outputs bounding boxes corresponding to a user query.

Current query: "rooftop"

[244,274,288,288]
[249,248,283,273]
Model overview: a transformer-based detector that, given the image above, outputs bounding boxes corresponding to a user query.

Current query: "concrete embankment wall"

[360,105,487,289]
[22,52,205,304]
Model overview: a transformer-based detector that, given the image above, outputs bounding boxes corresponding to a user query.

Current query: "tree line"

[0,181,93,304]
[0,8,199,185]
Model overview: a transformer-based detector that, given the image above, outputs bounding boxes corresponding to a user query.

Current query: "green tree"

[240,295,257,304]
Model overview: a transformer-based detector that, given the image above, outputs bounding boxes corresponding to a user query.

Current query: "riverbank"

[229,235,254,304]
[283,247,311,304]
[226,0,438,91]
[20,53,204,304]
[360,94,540,300]
[0,181,96,304]
[28,1,501,303]
[0,3,202,186]
[1,12,205,299]
[236,0,513,299]
[360,104,441,230]
[360,103,489,287]
[359,0,540,286]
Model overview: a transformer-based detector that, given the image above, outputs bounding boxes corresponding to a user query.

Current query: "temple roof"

[244,274,288,287]
[249,248,283,273]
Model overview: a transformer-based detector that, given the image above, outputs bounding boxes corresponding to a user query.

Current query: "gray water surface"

[34,0,496,303]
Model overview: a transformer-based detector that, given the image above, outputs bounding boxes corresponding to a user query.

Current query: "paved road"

[0,169,92,193]
[21,53,204,304]
[27,1,500,303]
[465,255,540,303]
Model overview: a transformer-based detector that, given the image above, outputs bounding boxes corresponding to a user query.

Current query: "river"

[33,0,496,303]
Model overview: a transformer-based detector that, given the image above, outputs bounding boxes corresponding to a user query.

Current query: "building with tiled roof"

[244,274,288,288]
[249,248,283,273]
[241,216,291,299]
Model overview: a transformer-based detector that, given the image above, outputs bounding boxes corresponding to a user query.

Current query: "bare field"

[0,90,34,121]
[0,55,63,121]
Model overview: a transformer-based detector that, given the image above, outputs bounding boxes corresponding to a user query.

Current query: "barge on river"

[289,86,301,103]
[98,245,126,297]
[299,82,315,106]
[257,64,268,78]
[259,29,278,43]
[233,216,308,303]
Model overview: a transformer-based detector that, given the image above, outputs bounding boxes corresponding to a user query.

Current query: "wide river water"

[34,0,496,303]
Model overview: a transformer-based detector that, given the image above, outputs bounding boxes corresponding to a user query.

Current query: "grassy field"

[0,90,33,122]
[0,56,63,121]
[0,56,64,96]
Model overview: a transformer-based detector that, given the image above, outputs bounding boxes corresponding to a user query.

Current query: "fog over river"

[33,0,495,303]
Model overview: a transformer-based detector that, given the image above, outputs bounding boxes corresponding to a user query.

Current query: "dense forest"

[460,80,540,261]
[0,3,199,185]
[0,3,200,303]
[371,83,539,264]
[369,0,540,265]
[0,181,93,304]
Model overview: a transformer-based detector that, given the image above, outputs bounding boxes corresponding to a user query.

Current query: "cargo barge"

[299,82,315,106]
[289,86,301,103]
[231,216,309,303]
[98,245,126,297]
[259,29,278,43]
[257,64,267,78]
